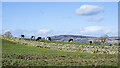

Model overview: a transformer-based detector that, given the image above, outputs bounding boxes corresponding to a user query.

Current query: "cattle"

[36,37,42,41]
[31,36,35,39]
[68,39,73,42]
[109,44,112,46]
[45,37,51,41]
[117,42,120,46]
[21,35,24,38]
[89,41,92,44]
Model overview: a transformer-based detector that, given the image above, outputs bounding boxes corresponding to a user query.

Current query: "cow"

[109,43,112,46]
[31,36,35,39]
[45,37,51,41]
[36,37,42,41]
[118,42,120,46]
[89,41,92,45]
[21,35,24,38]
[68,39,73,42]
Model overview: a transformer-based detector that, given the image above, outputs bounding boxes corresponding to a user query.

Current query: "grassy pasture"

[2,39,118,66]
[24,38,108,46]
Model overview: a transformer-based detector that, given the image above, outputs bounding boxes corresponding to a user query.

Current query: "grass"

[2,39,118,66]
[24,38,108,46]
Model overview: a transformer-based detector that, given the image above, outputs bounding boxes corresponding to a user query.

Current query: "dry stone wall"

[0,35,119,54]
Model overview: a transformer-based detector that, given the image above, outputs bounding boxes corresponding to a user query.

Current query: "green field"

[24,38,108,46]
[2,39,118,66]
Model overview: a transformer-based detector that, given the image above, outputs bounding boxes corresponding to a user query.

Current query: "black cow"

[36,37,42,41]
[45,37,51,41]
[21,35,24,38]
[109,44,112,46]
[68,39,73,42]
[89,41,92,45]
[119,43,120,46]
[31,36,35,39]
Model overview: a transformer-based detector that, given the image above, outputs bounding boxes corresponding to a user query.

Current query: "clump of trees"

[4,31,12,38]
[4,31,12,36]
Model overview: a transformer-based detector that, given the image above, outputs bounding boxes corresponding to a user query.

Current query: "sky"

[2,2,118,38]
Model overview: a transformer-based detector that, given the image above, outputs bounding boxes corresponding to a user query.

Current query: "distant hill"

[49,35,97,44]
[50,35,118,39]
[51,35,96,38]
[50,35,118,44]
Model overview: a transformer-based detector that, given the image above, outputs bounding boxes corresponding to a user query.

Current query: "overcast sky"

[2,2,118,38]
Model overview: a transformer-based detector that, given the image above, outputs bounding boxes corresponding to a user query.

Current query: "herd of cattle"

[21,35,74,42]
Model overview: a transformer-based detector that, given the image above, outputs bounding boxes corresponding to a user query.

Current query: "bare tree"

[100,35,109,45]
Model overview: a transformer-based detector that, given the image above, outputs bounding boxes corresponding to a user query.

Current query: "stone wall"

[0,35,119,54]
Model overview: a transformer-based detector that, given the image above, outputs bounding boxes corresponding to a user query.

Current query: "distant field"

[2,39,118,66]
[24,38,108,46]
